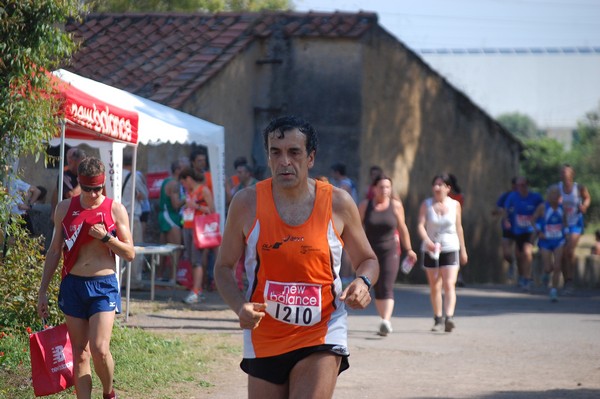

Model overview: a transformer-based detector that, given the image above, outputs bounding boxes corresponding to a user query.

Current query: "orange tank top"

[243,178,348,358]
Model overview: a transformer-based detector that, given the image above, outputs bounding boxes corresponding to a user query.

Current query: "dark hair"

[431,173,452,186]
[171,160,183,173]
[178,166,204,183]
[233,156,248,169]
[68,147,86,161]
[330,162,347,176]
[78,157,105,177]
[190,148,208,164]
[448,173,461,194]
[372,175,392,187]
[123,152,133,167]
[237,163,254,175]
[263,115,319,155]
[595,229,600,240]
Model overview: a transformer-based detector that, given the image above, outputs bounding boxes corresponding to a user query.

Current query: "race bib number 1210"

[264,281,322,326]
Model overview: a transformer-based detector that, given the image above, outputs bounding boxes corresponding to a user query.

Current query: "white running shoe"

[378,319,393,336]
[183,292,198,304]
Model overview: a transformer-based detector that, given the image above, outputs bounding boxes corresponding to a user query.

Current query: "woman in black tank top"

[359,175,416,336]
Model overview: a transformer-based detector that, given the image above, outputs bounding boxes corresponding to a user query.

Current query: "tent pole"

[124,147,138,322]
[58,121,66,204]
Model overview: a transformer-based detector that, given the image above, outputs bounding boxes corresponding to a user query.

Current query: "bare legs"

[515,242,534,288]
[375,298,394,321]
[502,238,515,281]
[562,233,581,287]
[425,266,460,318]
[66,311,116,399]
[248,352,341,399]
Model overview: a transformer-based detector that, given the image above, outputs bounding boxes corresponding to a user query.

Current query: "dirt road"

[125,284,600,398]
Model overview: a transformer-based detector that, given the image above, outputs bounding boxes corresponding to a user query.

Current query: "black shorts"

[422,251,459,268]
[140,211,150,223]
[240,344,350,385]
[502,229,514,240]
[514,232,535,251]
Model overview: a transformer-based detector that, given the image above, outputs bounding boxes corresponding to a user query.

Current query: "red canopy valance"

[53,76,139,145]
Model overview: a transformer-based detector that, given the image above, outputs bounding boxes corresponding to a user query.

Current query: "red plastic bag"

[193,213,222,249]
[177,258,194,289]
[29,323,74,397]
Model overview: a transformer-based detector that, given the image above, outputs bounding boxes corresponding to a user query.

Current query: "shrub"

[0,223,63,334]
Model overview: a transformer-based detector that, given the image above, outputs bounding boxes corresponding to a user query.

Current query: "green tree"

[497,112,546,140]
[519,137,566,192]
[571,107,600,171]
[570,106,600,222]
[0,0,80,233]
[87,0,291,12]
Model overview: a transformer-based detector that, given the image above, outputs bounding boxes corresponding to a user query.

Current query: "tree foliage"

[0,0,80,234]
[86,0,292,12]
[515,106,600,223]
[571,106,600,221]
[519,137,566,192]
[497,112,546,140]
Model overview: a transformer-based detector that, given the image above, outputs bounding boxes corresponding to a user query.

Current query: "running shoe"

[378,319,393,336]
[549,288,558,302]
[562,281,574,296]
[183,291,205,304]
[444,316,455,333]
[522,278,532,293]
[431,317,444,332]
[541,273,550,288]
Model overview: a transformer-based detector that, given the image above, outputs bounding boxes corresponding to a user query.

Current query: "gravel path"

[124,283,600,399]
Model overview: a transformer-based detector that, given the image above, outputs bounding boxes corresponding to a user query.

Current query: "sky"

[294,0,600,129]
[294,0,600,50]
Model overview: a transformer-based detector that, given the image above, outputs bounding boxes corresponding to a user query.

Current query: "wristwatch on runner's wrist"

[358,275,372,290]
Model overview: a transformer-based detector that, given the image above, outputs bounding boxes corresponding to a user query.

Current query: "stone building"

[24,11,521,282]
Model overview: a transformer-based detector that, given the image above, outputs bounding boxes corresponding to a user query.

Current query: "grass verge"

[0,322,240,398]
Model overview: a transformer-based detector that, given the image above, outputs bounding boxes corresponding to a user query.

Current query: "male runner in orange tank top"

[215,116,379,399]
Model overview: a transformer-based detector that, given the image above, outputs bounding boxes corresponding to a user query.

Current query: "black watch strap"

[101,233,111,243]
[358,275,372,290]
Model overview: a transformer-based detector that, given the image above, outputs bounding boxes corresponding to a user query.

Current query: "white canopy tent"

[50,69,225,319]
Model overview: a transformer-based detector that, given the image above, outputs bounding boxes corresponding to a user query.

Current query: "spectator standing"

[6,172,42,236]
[179,167,215,304]
[418,174,468,333]
[558,164,591,295]
[231,163,258,197]
[365,165,383,201]
[158,160,186,246]
[226,156,248,207]
[330,162,359,204]
[122,153,149,287]
[38,156,135,399]
[50,147,86,219]
[214,115,378,397]
[359,175,416,336]
[190,149,213,193]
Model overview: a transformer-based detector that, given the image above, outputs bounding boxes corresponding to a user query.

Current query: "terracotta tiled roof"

[65,11,378,108]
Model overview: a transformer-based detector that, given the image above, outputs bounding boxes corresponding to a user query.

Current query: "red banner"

[146,171,170,199]
[61,83,139,144]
